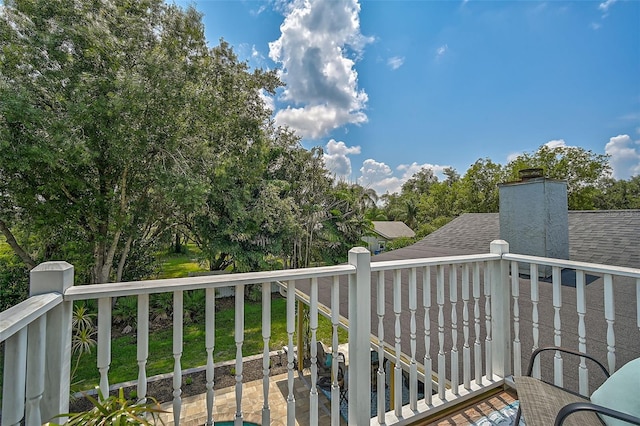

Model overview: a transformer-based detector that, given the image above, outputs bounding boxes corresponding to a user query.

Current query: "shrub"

[184,289,205,323]
[113,296,138,329]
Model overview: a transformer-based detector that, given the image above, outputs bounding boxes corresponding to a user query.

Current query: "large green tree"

[0,0,279,282]
[505,145,611,210]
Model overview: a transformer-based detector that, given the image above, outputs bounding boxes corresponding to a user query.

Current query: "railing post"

[30,261,74,423]
[489,240,511,379]
[348,247,371,425]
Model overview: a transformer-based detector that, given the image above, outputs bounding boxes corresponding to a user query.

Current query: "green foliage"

[379,144,619,238]
[71,302,97,390]
[53,388,165,425]
[594,176,640,209]
[0,244,29,311]
[183,290,206,324]
[505,145,611,210]
[112,297,138,329]
[150,293,173,322]
[386,236,418,251]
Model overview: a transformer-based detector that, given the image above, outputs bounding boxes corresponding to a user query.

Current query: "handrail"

[64,264,356,300]
[503,253,640,278]
[371,253,500,272]
[0,293,62,342]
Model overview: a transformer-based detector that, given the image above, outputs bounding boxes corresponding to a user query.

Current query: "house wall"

[363,236,387,254]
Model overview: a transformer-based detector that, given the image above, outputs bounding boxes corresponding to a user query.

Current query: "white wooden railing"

[1,242,639,426]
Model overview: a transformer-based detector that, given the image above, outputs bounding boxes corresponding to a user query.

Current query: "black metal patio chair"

[515,346,640,426]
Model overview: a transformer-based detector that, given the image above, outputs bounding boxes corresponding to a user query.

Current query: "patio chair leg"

[514,406,522,425]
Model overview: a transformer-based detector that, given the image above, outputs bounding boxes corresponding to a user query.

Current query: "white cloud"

[387,56,405,70]
[323,139,361,179]
[590,22,602,30]
[269,0,372,139]
[507,152,521,162]
[544,139,567,149]
[605,134,640,179]
[258,89,275,112]
[397,162,449,179]
[358,159,403,195]
[598,0,617,13]
[358,160,450,195]
[436,44,448,59]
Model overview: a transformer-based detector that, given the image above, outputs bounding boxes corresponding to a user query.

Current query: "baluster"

[97,297,112,400]
[331,276,341,426]
[286,280,296,425]
[25,315,45,426]
[462,264,470,391]
[409,268,418,410]
[376,271,386,421]
[552,266,563,386]
[262,282,271,425]
[637,278,640,337]
[234,284,245,424]
[530,264,541,379]
[449,265,459,396]
[137,294,149,404]
[576,270,589,396]
[436,265,446,400]
[511,261,521,377]
[309,278,319,426]
[603,274,616,373]
[2,327,27,426]
[393,269,402,416]
[173,291,184,425]
[206,288,216,426]
[473,263,482,385]
[483,266,492,379]
[423,266,432,405]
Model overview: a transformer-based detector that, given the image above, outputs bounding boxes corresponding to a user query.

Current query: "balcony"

[1,240,639,425]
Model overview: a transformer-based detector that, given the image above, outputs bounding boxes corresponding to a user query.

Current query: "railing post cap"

[30,261,74,296]
[490,240,510,254]
[31,261,74,272]
[349,246,370,255]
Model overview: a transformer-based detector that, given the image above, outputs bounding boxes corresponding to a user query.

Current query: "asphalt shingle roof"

[296,209,640,394]
[371,221,416,240]
[376,210,640,269]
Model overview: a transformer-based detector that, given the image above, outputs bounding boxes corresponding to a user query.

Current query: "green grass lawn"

[2,242,349,395]
[157,244,208,278]
[72,297,348,391]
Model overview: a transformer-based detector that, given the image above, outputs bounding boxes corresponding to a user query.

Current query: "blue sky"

[174,0,640,195]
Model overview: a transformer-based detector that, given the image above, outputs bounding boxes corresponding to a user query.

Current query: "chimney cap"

[519,168,544,181]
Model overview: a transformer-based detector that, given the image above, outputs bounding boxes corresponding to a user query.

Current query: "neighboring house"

[363,221,416,254]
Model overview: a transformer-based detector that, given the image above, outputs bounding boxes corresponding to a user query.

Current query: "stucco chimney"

[499,170,569,275]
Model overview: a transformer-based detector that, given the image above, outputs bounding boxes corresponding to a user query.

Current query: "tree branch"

[0,219,37,269]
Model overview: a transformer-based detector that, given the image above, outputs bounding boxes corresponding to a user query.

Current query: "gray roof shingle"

[371,221,416,240]
[375,210,639,269]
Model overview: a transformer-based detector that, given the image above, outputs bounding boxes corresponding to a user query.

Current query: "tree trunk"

[174,231,182,253]
[116,236,134,282]
[0,219,36,269]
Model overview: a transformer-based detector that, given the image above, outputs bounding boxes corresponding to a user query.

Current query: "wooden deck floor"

[160,375,518,426]
[423,389,518,425]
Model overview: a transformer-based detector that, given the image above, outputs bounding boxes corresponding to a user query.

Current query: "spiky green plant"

[53,388,166,425]
[71,302,97,385]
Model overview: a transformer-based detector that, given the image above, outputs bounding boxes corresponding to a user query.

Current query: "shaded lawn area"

[72,297,348,391]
